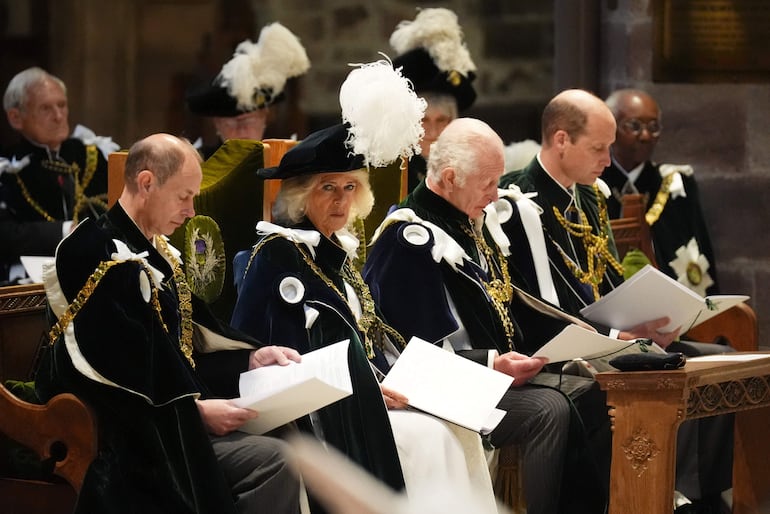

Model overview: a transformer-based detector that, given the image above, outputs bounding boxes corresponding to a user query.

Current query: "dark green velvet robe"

[230,220,405,494]
[35,203,239,514]
[0,137,108,282]
[500,158,624,314]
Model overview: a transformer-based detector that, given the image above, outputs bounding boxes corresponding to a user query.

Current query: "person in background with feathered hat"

[185,22,310,159]
[390,8,477,192]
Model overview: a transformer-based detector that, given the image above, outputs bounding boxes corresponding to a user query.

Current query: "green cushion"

[621,248,652,280]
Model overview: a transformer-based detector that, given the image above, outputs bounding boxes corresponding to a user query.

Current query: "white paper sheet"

[531,324,649,363]
[381,337,513,434]
[687,353,770,363]
[579,265,749,333]
[234,339,352,435]
[20,256,54,283]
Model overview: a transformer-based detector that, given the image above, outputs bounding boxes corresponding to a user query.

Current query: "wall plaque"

[653,0,770,82]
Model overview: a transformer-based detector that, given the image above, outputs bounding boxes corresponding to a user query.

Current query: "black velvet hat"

[186,22,309,118]
[392,47,476,112]
[389,8,477,113]
[257,124,365,179]
[185,79,281,118]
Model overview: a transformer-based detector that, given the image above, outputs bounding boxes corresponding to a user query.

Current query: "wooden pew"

[0,284,97,513]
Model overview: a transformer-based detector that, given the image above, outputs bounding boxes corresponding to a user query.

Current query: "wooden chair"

[608,193,657,267]
[0,284,98,513]
[609,194,758,352]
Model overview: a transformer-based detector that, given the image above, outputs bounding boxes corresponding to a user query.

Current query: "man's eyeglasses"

[621,118,662,137]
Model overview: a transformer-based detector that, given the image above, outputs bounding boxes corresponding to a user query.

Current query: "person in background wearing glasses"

[603,88,720,296]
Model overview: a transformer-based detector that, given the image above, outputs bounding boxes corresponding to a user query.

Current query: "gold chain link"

[461,222,515,352]
[156,237,195,368]
[552,184,623,300]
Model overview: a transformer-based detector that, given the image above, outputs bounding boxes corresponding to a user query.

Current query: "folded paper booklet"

[233,339,352,435]
[531,324,664,373]
[381,337,513,434]
[579,265,749,333]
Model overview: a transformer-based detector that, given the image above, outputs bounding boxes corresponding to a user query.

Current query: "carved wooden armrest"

[0,383,97,492]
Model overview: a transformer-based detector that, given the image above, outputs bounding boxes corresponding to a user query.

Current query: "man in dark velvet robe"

[1,67,109,285]
[603,88,719,296]
[365,118,612,514]
[35,133,300,514]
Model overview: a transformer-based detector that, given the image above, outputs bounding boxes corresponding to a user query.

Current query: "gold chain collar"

[245,233,405,359]
[552,184,623,300]
[644,173,675,226]
[16,145,106,223]
[49,259,167,346]
[296,243,406,359]
[460,221,515,351]
[155,236,195,368]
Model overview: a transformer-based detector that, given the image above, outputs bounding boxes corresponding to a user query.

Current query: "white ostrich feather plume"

[389,8,476,76]
[339,58,426,168]
[218,22,310,111]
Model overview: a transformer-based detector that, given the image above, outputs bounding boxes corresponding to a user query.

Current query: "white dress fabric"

[388,410,499,514]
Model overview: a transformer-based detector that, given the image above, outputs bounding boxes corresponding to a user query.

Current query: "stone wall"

[600,0,770,346]
[250,0,554,143]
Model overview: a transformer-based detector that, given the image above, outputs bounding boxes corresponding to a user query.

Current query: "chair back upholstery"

[171,140,267,320]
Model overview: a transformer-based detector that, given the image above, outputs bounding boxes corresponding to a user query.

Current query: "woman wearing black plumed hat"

[185,22,310,158]
[230,60,497,512]
[390,8,477,192]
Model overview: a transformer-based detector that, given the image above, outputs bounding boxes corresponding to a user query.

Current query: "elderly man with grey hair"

[0,67,109,284]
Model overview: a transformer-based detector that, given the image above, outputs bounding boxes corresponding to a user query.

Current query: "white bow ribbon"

[659,164,693,200]
[334,228,361,261]
[371,208,468,270]
[72,124,121,158]
[498,187,559,305]
[256,221,322,258]
[112,239,166,301]
[482,203,512,257]
[0,155,31,176]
